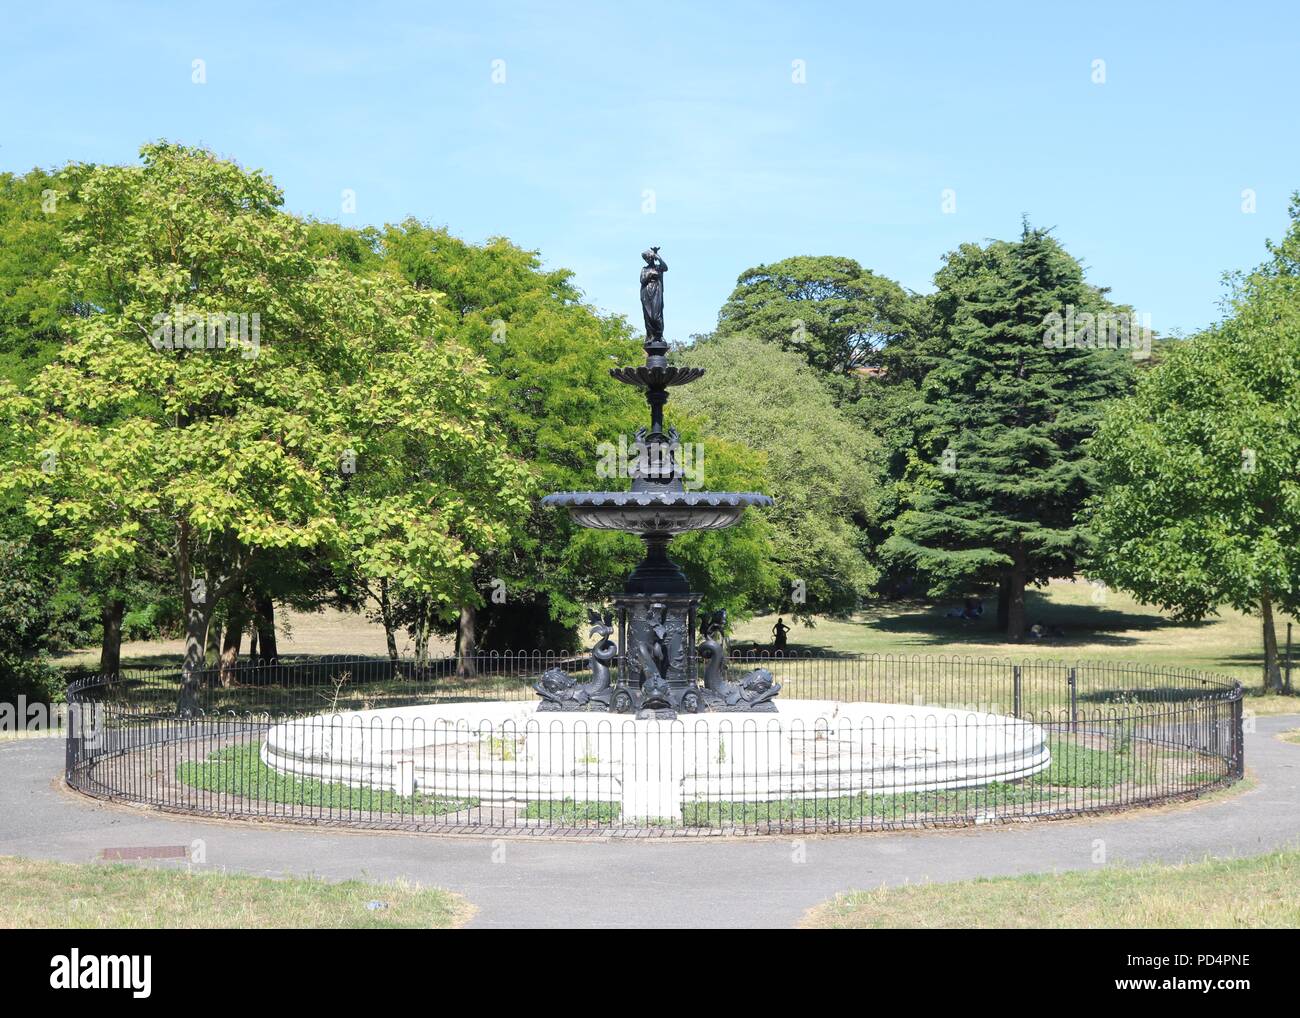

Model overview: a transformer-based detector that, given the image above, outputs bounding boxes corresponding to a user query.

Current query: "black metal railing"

[64,654,1244,837]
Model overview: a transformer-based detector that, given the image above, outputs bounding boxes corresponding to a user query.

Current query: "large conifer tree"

[885,225,1135,639]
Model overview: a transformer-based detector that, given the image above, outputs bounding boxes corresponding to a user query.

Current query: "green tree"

[714,255,913,374]
[884,225,1136,639]
[0,144,529,705]
[330,221,775,654]
[0,165,90,386]
[0,163,180,675]
[672,331,877,617]
[0,537,65,704]
[1087,198,1300,690]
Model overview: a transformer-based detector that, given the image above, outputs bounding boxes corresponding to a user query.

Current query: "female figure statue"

[640,247,668,342]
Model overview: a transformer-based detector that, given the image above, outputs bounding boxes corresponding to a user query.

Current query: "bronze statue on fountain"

[535,610,617,711]
[538,247,777,718]
[697,609,780,712]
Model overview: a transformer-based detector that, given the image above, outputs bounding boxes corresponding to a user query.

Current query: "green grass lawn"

[176,741,478,816]
[682,733,1210,828]
[0,856,470,928]
[522,798,621,823]
[803,850,1300,929]
[733,579,1300,714]
[514,732,1217,829]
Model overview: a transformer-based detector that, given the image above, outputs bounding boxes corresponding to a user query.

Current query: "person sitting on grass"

[945,598,984,621]
[1028,621,1065,640]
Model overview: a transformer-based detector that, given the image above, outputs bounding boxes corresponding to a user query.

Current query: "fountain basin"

[541,490,773,534]
[262,700,1050,821]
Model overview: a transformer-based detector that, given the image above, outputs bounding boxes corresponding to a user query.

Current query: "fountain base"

[261,700,1053,823]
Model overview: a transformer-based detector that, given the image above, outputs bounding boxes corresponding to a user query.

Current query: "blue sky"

[4,1,1298,340]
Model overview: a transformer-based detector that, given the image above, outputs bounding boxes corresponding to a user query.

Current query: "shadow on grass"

[811,592,1215,651]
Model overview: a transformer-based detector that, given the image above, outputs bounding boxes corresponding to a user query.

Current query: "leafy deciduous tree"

[672,331,878,617]
[0,145,529,706]
[715,255,913,375]
[1087,199,1300,689]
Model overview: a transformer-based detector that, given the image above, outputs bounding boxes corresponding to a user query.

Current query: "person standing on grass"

[772,618,789,653]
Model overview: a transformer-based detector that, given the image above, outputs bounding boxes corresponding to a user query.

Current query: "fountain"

[258,248,1052,825]
[536,246,776,718]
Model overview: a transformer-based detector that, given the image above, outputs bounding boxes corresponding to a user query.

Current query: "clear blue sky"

[4,1,1298,340]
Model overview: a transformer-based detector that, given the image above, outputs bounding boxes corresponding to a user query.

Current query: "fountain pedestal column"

[614,592,699,703]
[616,532,700,708]
[539,246,775,718]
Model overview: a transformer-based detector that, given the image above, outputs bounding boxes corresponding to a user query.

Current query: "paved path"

[2,716,1297,928]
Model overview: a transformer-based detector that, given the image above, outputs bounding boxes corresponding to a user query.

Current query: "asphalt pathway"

[1,715,1297,928]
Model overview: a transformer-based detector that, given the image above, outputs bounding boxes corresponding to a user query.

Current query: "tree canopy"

[1086,197,1300,688]
[4,139,1286,687]
[883,225,1136,638]
[0,165,91,386]
[672,331,877,617]
[715,255,914,374]
[0,144,530,700]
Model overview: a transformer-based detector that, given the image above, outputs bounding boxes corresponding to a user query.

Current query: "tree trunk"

[175,521,242,711]
[219,603,246,688]
[1261,591,1283,693]
[178,596,215,715]
[204,617,222,671]
[99,598,124,680]
[415,607,430,668]
[996,576,1010,632]
[379,578,399,663]
[1005,548,1027,641]
[177,525,208,715]
[457,603,477,678]
[255,593,278,662]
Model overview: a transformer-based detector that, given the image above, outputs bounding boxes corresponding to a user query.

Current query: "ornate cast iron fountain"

[537,248,779,718]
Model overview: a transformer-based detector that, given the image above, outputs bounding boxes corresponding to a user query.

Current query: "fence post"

[1012,665,1022,719]
[1287,623,1293,695]
[1232,688,1245,779]
[64,686,76,783]
[1068,666,1078,733]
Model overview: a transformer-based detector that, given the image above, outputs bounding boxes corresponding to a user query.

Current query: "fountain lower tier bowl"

[262,700,1051,822]
[541,490,773,534]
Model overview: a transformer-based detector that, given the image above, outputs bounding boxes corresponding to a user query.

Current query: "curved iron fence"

[65,654,1244,837]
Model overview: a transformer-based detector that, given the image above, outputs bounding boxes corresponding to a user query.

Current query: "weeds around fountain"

[176,742,477,816]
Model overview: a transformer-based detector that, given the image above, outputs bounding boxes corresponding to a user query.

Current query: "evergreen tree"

[884,224,1136,639]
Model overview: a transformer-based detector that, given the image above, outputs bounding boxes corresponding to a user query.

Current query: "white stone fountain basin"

[261,700,1050,821]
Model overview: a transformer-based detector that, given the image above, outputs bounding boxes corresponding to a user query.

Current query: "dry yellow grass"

[0,856,471,929]
[53,579,1300,714]
[52,606,455,669]
[803,850,1300,929]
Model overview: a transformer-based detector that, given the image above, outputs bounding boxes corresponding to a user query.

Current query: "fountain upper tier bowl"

[541,490,773,535]
[607,364,705,388]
